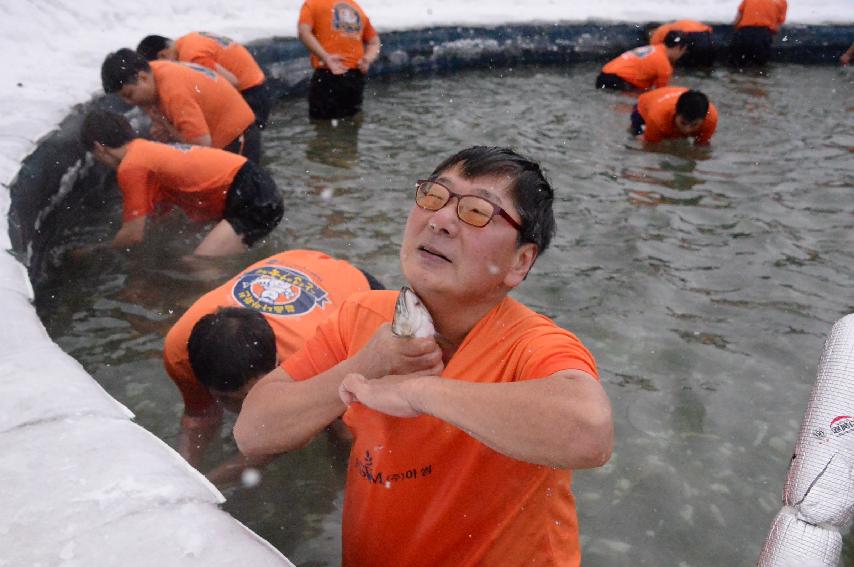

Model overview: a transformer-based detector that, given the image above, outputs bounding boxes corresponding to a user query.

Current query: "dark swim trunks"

[224,161,284,247]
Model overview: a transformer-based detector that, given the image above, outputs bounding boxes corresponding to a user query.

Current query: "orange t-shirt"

[650,20,713,45]
[164,250,371,414]
[601,43,673,90]
[736,0,787,32]
[298,0,378,69]
[637,86,718,144]
[284,291,598,567]
[175,32,265,92]
[116,138,246,222]
[151,60,254,148]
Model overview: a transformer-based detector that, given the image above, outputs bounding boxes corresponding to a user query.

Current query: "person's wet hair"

[663,31,685,48]
[188,307,277,393]
[137,35,171,61]
[430,146,556,255]
[676,90,710,122]
[80,109,135,151]
[101,48,151,93]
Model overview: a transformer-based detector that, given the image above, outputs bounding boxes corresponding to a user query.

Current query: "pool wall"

[3,21,853,566]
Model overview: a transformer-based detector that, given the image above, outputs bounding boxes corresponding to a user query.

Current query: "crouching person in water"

[631,87,718,145]
[80,109,283,256]
[235,146,613,566]
[164,249,384,486]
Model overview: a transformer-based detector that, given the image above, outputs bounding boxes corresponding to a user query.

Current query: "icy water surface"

[36,63,854,566]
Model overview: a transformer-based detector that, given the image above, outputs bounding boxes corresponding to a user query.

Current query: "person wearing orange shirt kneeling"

[649,20,716,67]
[730,0,787,66]
[297,0,381,120]
[137,33,272,130]
[235,146,614,566]
[596,31,688,91]
[631,87,718,145]
[164,249,383,486]
[80,110,283,256]
[101,48,261,163]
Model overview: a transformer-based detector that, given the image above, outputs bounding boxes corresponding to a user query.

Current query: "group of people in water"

[595,0,789,146]
[71,0,849,564]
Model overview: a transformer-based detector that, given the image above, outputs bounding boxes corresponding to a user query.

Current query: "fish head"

[392,286,435,338]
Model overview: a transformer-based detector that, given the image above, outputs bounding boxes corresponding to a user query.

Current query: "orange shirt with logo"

[602,43,673,90]
[284,291,599,567]
[736,0,787,32]
[637,86,718,144]
[150,60,254,148]
[175,32,265,92]
[116,139,246,223]
[298,0,378,69]
[164,250,371,414]
[650,20,713,45]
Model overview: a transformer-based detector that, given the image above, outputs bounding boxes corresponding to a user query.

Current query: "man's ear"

[504,242,538,288]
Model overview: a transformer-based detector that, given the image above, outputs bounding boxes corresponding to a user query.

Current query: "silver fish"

[391,286,434,338]
[758,314,854,567]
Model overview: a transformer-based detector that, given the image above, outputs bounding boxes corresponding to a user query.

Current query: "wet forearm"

[408,371,613,469]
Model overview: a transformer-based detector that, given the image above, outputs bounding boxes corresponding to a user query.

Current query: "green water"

[36,62,854,565]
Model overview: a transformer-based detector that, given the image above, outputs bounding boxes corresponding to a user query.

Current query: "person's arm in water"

[178,402,223,468]
[235,322,443,457]
[338,369,613,470]
[111,216,147,249]
[358,34,381,74]
[841,41,854,65]
[205,453,276,488]
[297,23,348,75]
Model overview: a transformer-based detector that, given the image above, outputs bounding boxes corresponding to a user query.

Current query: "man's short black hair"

[137,35,172,61]
[101,48,151,93]
[80,109,136,151]
[663,31,685,48]
[430,146,556,255]
[188,307,277,393]
[675,90,710,122]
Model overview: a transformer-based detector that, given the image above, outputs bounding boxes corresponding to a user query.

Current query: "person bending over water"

[596,31,687,91]
[631,87,718,145]
[164,249,383,486]
[136,33,271,130]
[235,146,613,566]
[101,48,261,163]
[80,110,283,256]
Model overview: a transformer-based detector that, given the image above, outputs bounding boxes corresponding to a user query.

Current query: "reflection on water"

[35,63,854,566]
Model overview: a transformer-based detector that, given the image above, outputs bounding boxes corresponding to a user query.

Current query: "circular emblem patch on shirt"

[232,266,329,317]
[332,3,362,34]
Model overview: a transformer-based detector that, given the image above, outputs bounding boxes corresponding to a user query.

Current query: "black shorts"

[630,105,645,136]
[308,69,366,120]
[681,31,716,67]
[223,123,262,164]
[242,82,272,129]
[595,72,635,91]
[729,26,774,66]
[224,162,284,247]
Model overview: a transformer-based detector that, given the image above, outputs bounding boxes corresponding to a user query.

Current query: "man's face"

[118,71,157,107]
[674,115,704,136]
[400,164,536,306]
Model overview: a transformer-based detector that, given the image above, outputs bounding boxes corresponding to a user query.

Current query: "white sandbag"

[3,502,293,567]
[758,507,841,567]
[783,315,854,526]
[0,415,224,554]
[0,344,132,432]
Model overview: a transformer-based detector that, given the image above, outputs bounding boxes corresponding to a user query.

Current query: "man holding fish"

[235,146,613,566]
